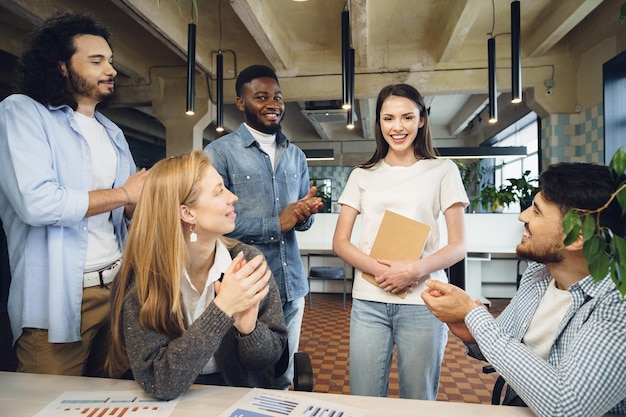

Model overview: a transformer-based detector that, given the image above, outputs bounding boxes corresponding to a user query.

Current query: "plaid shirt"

[465,261,626,417]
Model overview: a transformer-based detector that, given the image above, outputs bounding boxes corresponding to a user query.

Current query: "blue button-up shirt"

[0,94,136,344]
[465,261,626,417]
[205,123,313,303]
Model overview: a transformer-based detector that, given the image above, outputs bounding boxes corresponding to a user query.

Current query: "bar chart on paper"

[33,391,179,417]
[219,388,365,417]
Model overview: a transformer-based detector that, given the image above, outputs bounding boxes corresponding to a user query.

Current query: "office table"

[0,371,538,417]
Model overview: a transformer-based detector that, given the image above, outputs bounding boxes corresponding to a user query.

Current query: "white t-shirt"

[245,123,277,170]
[180,239,233,375]
[523,278,572,360]
[74,112,121,270]
[338,158,468,304]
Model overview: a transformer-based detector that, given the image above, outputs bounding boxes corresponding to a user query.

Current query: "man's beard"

[67,66,115,105]
[516,239,564,264]
[244,105,281,134]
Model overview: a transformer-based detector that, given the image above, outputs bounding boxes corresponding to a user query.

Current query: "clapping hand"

[214,252,271,334]
[279,186,323,232]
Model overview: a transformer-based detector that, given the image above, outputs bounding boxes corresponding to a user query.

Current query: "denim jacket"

[205,123,313,303]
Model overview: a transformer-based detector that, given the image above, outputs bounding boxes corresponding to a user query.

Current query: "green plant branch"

[562,147,626,298]
[572,183,626,216]
[571,182,626,237]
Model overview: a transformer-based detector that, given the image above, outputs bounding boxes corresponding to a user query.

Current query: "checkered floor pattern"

[299,293,510,404]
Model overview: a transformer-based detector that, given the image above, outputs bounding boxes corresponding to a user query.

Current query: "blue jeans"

[273,296,305,390]
[349,299,447,399]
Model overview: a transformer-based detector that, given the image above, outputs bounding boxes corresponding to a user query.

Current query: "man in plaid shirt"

[422,162,626,417]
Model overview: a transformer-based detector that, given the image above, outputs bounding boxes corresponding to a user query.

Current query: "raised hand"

[421,279,482,323]
[213,253,271,334]
[279,186,323,232]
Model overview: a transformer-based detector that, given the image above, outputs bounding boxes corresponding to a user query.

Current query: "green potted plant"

[563,147,626,297]
[504,170,539,211]
[476,183,516,212]
[457,161,506,211]
[311,178,332,213]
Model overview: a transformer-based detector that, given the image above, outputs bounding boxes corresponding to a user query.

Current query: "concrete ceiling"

[0,0,621,164]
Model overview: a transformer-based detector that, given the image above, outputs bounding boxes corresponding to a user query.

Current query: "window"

[492,112,540,213]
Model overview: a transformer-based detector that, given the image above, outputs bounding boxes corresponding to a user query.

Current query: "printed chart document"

[218,388,366,417]
[33,391,179,417]
[362,210,431,299]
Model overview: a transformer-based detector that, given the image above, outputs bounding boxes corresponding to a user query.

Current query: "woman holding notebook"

[333,84,468,400]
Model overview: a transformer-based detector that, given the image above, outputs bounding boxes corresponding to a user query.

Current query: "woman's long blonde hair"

[107,150,211,376]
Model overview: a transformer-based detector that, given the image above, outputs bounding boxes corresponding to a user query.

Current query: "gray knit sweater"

[121,242,288,400]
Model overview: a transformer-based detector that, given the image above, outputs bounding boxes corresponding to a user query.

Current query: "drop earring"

[189,223,197,243]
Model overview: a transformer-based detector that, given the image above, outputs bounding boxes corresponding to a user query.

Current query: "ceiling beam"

[436,0,482,63]
[230,0,292,72]
[111,0,190,62]
[351,0,368,69]
[525,0,603,57]
[447,94,488,136]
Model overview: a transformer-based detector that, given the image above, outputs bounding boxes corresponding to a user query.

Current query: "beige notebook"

[362,210,431,298]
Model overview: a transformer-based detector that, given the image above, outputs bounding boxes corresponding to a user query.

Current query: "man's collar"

[243,122,277,140]
[238,123,289,148]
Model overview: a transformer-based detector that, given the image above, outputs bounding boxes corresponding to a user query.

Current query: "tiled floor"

[299,293,510,404]
[1,294,509,405]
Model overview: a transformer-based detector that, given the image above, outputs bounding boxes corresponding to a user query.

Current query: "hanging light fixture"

[216,52,224,132]
[488,36,497,123]
[346,47,355,129]
[186,17,196,116]
[341,5,351,110]
[511,0,522,103]
[215,0,224,132]
[437,146,527,159]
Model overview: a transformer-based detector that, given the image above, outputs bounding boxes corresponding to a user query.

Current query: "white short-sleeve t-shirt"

[338,158,468,304]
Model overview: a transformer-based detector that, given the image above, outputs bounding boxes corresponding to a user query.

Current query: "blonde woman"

[108,150,287,400]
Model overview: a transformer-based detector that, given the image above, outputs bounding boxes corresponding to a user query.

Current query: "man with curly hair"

[0,12,147,376]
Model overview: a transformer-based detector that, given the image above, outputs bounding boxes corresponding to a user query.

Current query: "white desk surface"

[0,371,537,417]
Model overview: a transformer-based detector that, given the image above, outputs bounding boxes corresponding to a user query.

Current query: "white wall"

[298,213,525,298]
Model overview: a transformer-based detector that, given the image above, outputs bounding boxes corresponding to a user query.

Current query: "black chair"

[483,365,526,406]
[308,266,349,310]
[483,365,507,404]
[293,352,313,392]
[274,339,314,392]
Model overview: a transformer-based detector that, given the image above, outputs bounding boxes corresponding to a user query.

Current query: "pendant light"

[511,0,522,103]
[185,12,196,116]
[215,0,224,132]
[346,47,355,129]
[488,36,497,123]
[341,6,351,110]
